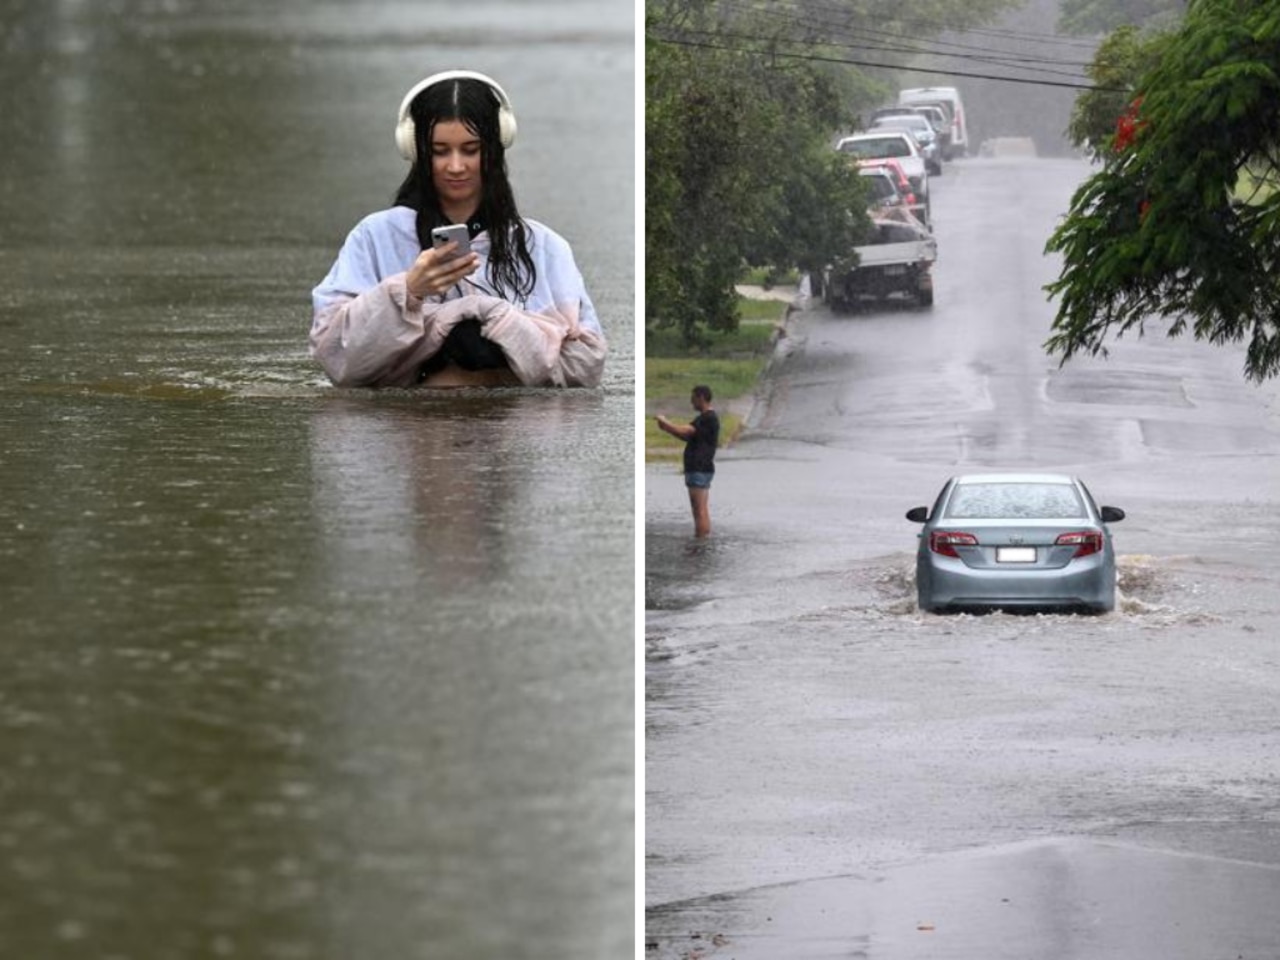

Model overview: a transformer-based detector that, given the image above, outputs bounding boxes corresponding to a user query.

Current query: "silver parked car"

[909,104,953,158]
[871,114,942,176]
[906,473,1125,614]
[836,132,929,204]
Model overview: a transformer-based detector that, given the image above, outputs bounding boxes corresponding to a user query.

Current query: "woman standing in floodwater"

[310,70,607,388]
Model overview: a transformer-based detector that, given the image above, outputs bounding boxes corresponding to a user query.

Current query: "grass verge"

[646,294,789,462]
[739,266,801,288]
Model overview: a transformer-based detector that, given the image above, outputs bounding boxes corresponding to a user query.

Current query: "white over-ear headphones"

[395,70,517,162]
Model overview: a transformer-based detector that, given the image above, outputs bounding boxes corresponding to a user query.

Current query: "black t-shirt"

[683,410,720,474]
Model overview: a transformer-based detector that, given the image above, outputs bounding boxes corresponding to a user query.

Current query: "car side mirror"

[906,506,929,523]
[1100,506,1125,523]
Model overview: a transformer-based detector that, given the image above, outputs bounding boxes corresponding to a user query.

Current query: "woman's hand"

[406,243,480,299]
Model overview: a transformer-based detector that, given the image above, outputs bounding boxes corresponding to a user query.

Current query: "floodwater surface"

[0,3,634,958]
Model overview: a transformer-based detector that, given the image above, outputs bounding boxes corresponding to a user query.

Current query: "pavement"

[652,838,1280,960]
[732,282,807,431]
[734,283,803,303]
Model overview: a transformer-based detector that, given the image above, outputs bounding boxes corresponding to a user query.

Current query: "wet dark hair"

[693,385,713,402]
[393,77,536,301]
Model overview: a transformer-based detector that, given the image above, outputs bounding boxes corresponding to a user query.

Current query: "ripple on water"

[803,553,1226,628]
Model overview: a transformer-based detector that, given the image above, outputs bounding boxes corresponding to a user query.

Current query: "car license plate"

[996,547,1036,563]
[882,265,906,276]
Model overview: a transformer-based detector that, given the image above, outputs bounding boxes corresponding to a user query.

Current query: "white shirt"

[312,206,602,336]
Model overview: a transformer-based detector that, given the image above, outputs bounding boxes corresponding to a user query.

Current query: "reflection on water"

[307,392,629,629]
[302,393,633,957]
[309,397,528,587]
[0,1,634,957]
[1,390,634,959]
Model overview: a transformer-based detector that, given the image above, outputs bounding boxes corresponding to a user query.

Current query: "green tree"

[646,13,868,343]
[1045,0,1280,382]
[1065,25,1172,161]
[646,0,1023,345]
[645,31,748,343]
[1058,0,1186,35]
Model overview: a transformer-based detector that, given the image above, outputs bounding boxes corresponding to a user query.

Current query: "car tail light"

[930,531,978,557]
[1055,531,1103,557]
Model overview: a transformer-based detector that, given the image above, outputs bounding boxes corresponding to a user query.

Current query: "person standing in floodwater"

[309,69,607,388]
[656,384,719,538]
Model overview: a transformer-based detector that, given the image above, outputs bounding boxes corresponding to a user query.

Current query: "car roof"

[838,132,919,156]
[857,157,910,178]
[952,473,1078,485]
[841,131,912,141]
[902,86,960,97]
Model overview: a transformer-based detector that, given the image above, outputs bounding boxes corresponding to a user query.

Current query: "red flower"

[1113,95,1146,153]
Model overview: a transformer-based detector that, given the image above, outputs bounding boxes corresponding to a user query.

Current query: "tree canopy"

[1057,0,1186,36]
[1045,0,1280,382]
[646,6,868,342]
[1065,25,1172,162]
[645,0,1019,344]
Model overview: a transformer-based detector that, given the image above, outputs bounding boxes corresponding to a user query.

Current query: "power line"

[672,20,1096,82]
[708,0,1108,50]
[648,30,1126,92]
[715,0,1104,68]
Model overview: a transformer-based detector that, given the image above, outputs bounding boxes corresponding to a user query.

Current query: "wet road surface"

[0,3,633,958]
[646,155,1280,957]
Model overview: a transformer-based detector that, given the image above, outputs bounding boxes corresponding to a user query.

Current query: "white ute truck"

[823,217,938,311]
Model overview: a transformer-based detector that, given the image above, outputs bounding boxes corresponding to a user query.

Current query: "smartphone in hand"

[430,224,471,260]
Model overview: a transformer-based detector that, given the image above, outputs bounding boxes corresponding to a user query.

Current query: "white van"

[899,87,968,158]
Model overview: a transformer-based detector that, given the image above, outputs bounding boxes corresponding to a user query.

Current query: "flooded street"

[646,156,1280,956]
[0,2,634,958]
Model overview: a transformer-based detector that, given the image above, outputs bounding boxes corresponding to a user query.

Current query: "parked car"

[836,132,929,208]
[871,114,943,175]
[909,104,953,159]
[906,473,1125,614]
[824,216,936,311]
[858,166,905,215]
[898,86,969,157]
[870,106,918,124]
[856,157,928,227]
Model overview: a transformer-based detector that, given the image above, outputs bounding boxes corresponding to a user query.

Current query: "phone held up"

[430,224,472,260]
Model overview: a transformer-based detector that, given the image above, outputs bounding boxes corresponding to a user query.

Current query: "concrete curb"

[744,275,810,432]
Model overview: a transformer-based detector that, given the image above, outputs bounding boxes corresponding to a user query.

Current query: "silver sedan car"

[906,473,1125,614]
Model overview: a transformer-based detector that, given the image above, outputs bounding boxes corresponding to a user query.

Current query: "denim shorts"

[685,471,714,489]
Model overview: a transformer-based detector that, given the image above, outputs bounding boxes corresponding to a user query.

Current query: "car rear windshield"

[878,118,929,132]
[910,100,953,122]
[944,483,1086,520]
[840,137,910,159]
[860,173,897,202]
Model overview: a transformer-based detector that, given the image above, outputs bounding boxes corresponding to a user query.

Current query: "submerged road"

[645,155,1280,958]
[0,4,634,958]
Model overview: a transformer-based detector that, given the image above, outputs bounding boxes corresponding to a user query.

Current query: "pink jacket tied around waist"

[310,274,607,388]
[310,209,608,389]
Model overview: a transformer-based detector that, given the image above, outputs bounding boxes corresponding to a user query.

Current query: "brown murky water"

[0,2,634,958]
